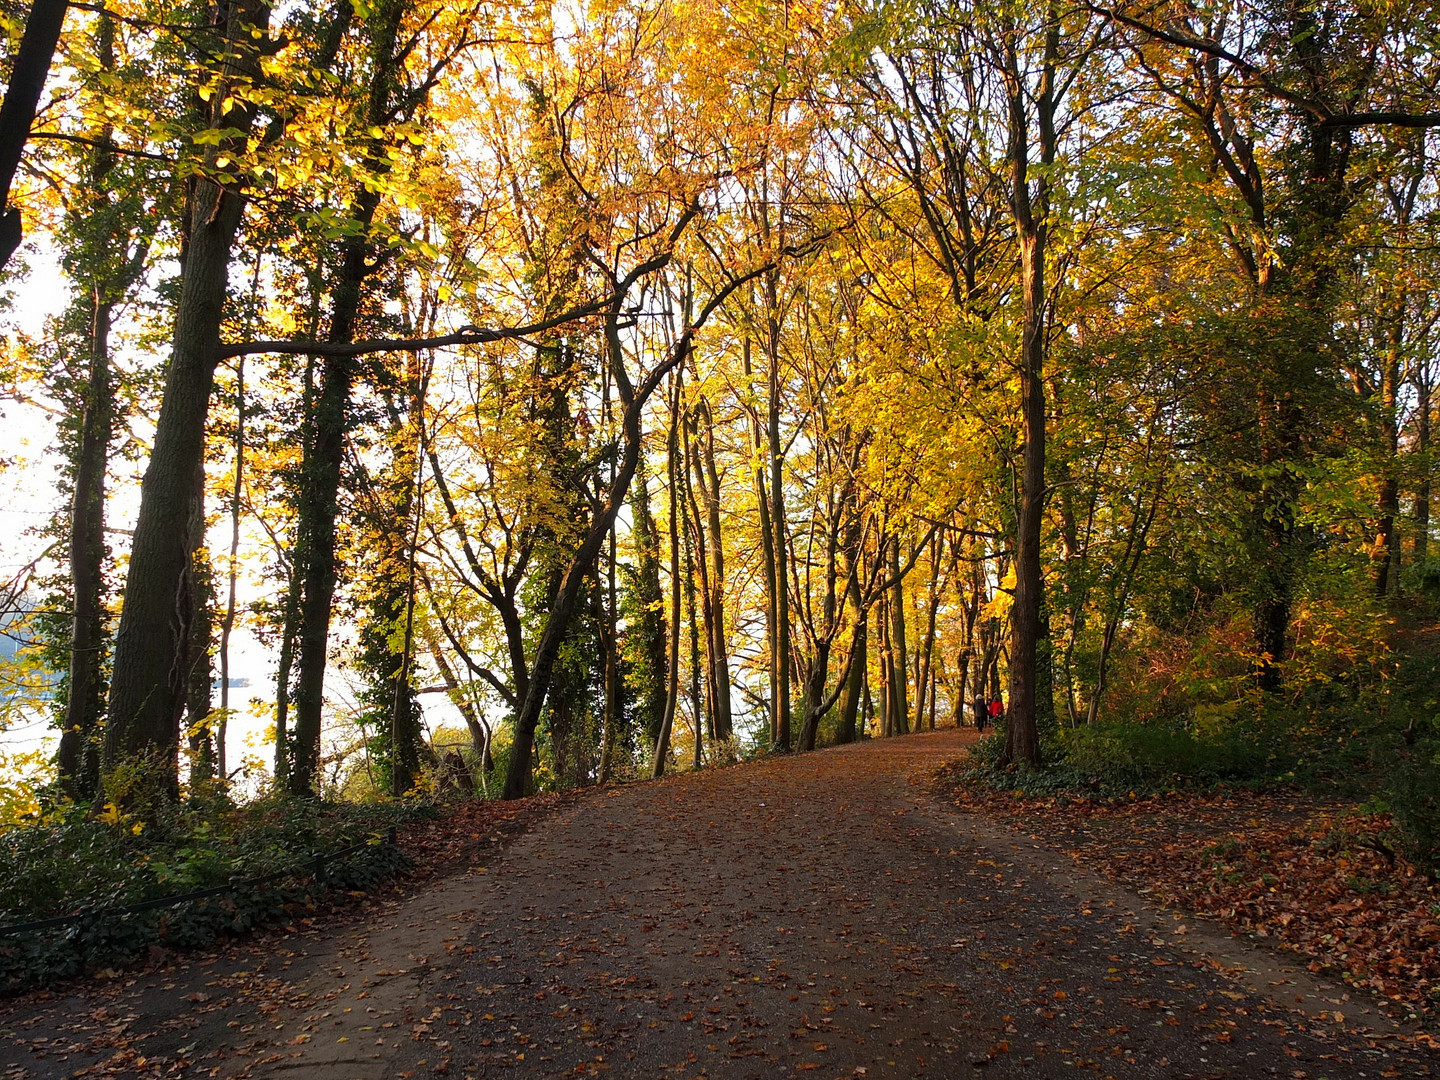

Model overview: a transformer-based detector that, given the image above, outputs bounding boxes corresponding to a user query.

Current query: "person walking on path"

[987,696,1004,729]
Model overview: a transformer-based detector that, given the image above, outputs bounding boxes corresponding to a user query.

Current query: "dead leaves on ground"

[395,791,572,882]
[941,775,1440,1024]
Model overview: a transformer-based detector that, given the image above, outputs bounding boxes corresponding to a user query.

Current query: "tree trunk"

[876,593,891,736]
[1249,14,1357,689]
[998,17,1056,771]
[1418,363,1432,562]
[693,397,733,743]
[766,298,792,751]
[501,209,738,799]
[743,336,780,748]
[56,13,139,802]
[955,650,971,728]
[888,541,909,736]
[628,453,667,751]
[272,533,301,786]
[429,639,490,788]
[595,543,620,784]
[796,497,844,753]
[1374,298,1404,596]
[56,297,113,802]
[651,372,684,780]
[216,353,244,782]
[286,1,406,792]
[914,536,940,732]
[506,339,685,796]
[185,554,215,788]
[682,414,716,744]
[286,350,354,792]
[389,373,426,796]
[686,525,703,769]
[834,515,866,745]
[0,0,70,271]
[104,0,272,802]
[836,616,865,744]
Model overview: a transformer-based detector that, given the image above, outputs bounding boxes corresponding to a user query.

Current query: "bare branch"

[217,293,617,359]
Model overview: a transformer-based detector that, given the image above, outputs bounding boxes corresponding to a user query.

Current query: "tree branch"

[217,293,616,359]
[1086,2,1440,130]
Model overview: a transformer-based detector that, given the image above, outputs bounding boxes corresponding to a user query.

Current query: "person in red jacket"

[987,697,1004,727]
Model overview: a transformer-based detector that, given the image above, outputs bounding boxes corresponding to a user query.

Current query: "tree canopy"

[0,0,1435,827]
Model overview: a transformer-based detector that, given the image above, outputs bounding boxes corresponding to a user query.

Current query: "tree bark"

[287,0,406,793]
[888,540,909,736]
[743,336,779,746]
[914,535,941,732]
[833,513,866,745]
[216,353,244,781]
[0,0,69,271]
[681,412,716,743]
[652,371,684,780]
[767,299,792,752]
[104,0,271,801]
[795,508,841,753]
[56,14,139,803]
[1375,232,1410,593]
[184,554,214,788]
[595,547,620,784]
[876,592,892,736]
[998,14,1057,770]
[693,397,733,743]
[686,521,703,769]
[1418,361,1432,562]
[428,639,491,786]
[56,296,113,802]
[627,453,668,750]
[388,368,426,796]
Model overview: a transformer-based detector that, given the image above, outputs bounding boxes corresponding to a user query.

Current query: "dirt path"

[2,730,1435,1079]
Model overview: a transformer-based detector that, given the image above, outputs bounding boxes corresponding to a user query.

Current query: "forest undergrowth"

[0,789,566,993]
[938,606,1440,1028]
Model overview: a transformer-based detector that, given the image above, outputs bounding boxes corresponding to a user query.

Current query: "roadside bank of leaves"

[935,761,1440,1026]
[383,787,572,881]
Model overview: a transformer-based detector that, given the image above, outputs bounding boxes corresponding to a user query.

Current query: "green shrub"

[1373,725,1440,876]
[0,796,427,992]
[959,710,1293,798]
